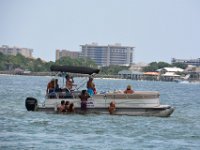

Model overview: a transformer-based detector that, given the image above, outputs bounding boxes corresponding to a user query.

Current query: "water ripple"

[0,76,200,149]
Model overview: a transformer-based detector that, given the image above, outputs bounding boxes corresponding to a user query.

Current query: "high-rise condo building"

[81,43,134,66]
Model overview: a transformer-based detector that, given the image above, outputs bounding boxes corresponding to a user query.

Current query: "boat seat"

[59,92,73,98]
[99,92,159,99]
[48,92,57,99]
[64,93,73,98]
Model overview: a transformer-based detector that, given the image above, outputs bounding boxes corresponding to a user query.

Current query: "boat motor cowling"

[25,97,38,111]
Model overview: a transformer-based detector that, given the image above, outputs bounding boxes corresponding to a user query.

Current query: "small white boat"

[25,65,174,117]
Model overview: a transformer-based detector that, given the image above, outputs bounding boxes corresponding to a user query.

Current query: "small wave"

[30,120,49,126]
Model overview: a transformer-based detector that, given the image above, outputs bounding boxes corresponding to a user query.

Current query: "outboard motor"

[25,97,38,111]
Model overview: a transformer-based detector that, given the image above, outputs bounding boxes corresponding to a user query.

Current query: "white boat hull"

[26,91,174,117]
[36,105,174,117]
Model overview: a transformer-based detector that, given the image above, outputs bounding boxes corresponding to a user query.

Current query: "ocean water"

[0,75,200,150]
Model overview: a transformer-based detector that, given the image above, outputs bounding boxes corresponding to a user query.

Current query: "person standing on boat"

[87,77,96,96]
[65,75,76,91]
[124,85,134,94]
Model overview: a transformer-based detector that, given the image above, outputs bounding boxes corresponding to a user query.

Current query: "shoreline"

[0,71,199,83]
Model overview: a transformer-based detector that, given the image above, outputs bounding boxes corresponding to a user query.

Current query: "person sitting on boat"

[79,90,90,110]
[57,100,66,113]
[65,75,77,91]
[46,79,55,94]
[87,77,96,96]
[124,85,134,94]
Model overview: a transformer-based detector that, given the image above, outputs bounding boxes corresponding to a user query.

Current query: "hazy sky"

[1,0,200,63]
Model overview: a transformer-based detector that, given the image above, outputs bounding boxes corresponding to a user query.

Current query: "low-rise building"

[118,70,143,80]
[184,65,200,81]
[160,67,184,73]
[158,67,184,81]
[56,49,80,60]
[0,45,33,58]
[172,58,200,66]
[129,62,148,72]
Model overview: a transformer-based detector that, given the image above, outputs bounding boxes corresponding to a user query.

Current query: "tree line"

[0,52,130,74]
[0,52,97,72]
[0,52,187,74]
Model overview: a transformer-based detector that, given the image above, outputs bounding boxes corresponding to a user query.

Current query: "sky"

[0,0,200,63]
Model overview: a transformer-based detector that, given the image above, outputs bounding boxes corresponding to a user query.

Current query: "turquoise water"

[0,75,200,150]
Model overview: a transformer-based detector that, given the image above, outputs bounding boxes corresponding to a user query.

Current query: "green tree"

[143,62,158,72]
[143,61,171,72]
[172,62,188,69]
[100,65,129,75]
[157,61,171,68]
[55,56,97,68]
